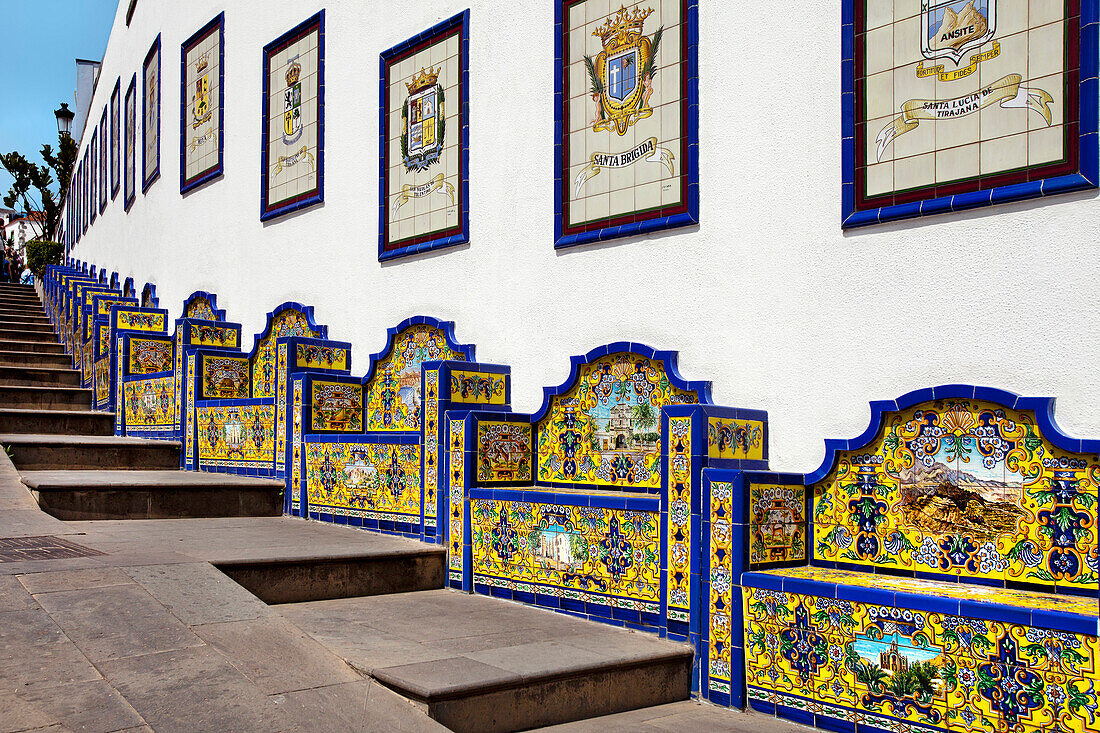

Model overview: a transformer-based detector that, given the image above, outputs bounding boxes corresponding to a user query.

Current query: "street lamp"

[54,102,74,137]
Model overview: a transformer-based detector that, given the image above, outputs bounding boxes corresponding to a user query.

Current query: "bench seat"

[743,566,1098,636]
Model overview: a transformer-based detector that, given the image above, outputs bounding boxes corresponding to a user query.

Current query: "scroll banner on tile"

[391,173,455,218]
[275,146,315,175]
[574,137,675,195]
[188,127,217,153]
[876,73,1053,161]
[917,41,1001,82]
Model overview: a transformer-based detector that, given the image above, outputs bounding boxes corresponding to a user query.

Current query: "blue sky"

[0,1,118,205]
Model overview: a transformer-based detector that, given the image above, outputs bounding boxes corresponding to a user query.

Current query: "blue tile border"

[554,0,700,249]
[141,33,162,194]
[260,10,325,222]
[180,12,226,194]
[377,10,470,262]
[841,0,1099,227]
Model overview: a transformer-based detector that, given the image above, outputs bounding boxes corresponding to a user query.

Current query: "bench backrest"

[810,387,1099,596]
[533,350,703,491]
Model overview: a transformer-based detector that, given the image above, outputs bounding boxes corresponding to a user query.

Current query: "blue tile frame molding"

[554,0,700,250]
[111,76,121,198]
[377,10,471,262]
[99,106,108,213]
[841,0,1099,228]
[89,130,98,225]
[180,12,226,194]
[124,72,137,212]
[142,33,162,194]
[260,10,325,222]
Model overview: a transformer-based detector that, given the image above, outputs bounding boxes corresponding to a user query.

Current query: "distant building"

[72,58,102,138]
[880,637,909,675]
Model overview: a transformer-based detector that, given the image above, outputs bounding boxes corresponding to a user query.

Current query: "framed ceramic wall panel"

[99,107,107,212]
[142,34,162,193]
[110,77,121,197]
[378,10,470,262]
[181,13,225,193]
[124,73,137,211]
[90,129,98,224]
[260,11,324,221]
[843,0,1099,227]
[555,0,700,249]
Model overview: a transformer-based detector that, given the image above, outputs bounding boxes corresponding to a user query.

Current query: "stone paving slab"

[534,700,814,732]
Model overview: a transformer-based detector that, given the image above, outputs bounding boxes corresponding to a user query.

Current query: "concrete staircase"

[4,281,699,732]
[0,283,283,520]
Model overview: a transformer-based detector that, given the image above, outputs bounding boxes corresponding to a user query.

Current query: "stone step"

[0,384,91,409]
[0,311,51,324]
[0,321,55,333]
[277,590,693,733]
[0,350,74,368]
[0,407,115,435]
[0,434,180,470]
[0,328,57,342]
[21,470,284,520]
[0,365,81,387]
[0,297,44,308]
[0,340,66,354]
[215,545,446,605]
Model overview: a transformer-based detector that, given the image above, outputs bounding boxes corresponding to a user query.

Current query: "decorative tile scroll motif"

[124,377,175,431]
[448,419,465,582]
[366,324,465,432]
[197,404,275,468]
[743,584,1100,733]
[184,297,215,320]
[202,356,249,399]
[471,500,661,612]
[311,382,363,432]
[304,442,422,522]
[275,344,289,476]
[291,379,302,509]
[450,370,506,405]
[185,355,195,465]
[116,311,164,331]
[812,399,1099,593]
[252,310,318,398]
[667,414,692,622]
[708,417,764,461]
[423,369,440,529]
[190,324,237,348]
[477,422,532,482]
[536,352,697,490]
[94,359,110,404]
[128,339,172,374]
[173,330,183,431]
[296,343,347,370]
[708,479,734,696]
[98,325,110,357]
[750,483,806,565]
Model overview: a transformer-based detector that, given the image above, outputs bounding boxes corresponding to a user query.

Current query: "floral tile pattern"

[471,498,661,613]
[127,339,172,374]
[201,356,249,399]
[476,422,531,482]
[124,377,175,431]
[750,483,806,565]
[197,404,275,469]
[708,417,765,461]
[310,382,363,432]
[535,352,697,490]
[450,370,506,405]
[304,441,421,523]
[189,324,237,348]
[252,309,319,398]
[744,586,1100,733]
[365,324,464,432]
[812,398,1099,593]
[296,343,346,370]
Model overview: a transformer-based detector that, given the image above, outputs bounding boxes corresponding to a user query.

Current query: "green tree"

[632,402,657,431]
[0,132,77,241]
[854,661,888,691]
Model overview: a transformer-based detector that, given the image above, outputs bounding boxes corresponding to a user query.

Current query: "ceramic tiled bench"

[703,386,1100,732]
[444,343,769,642]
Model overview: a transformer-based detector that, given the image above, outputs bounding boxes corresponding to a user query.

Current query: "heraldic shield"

[401,66,445,172]
[587,6,662,136]
[921,0,997,65]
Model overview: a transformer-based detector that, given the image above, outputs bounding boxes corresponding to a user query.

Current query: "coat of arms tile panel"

[182,14,223,192]
[380,12,468,260]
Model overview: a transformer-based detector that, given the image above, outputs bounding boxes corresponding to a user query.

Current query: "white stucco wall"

[66,0,1100,473]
